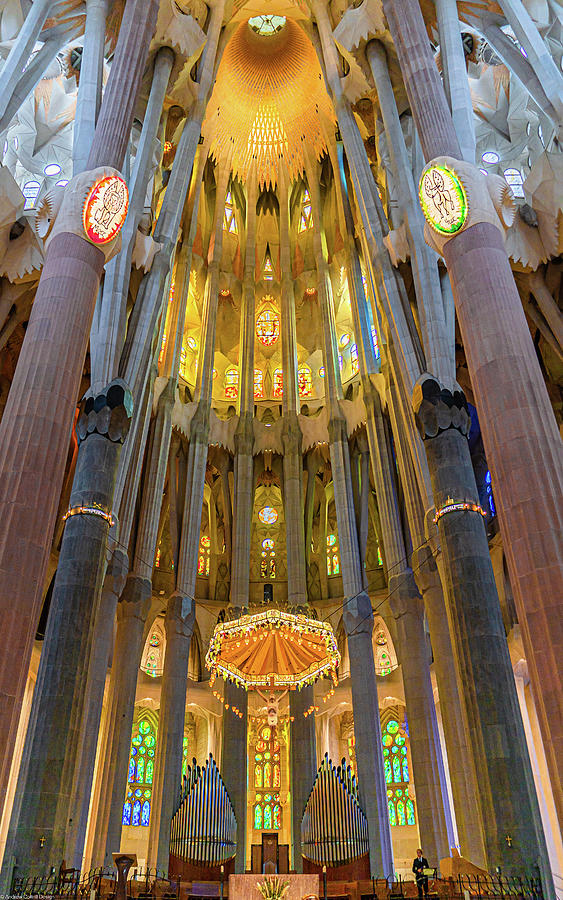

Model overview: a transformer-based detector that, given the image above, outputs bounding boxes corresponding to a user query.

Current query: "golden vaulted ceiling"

[202,17,336,187]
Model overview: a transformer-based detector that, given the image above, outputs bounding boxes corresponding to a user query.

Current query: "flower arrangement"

[256,876,289,899]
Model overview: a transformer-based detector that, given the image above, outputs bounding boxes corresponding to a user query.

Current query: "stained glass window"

[263,250,274,281]
[223,190,238,234]
[298,188,313,233]
[298,366,312,397]
[371,326,380,359]
[123,717,157,827]
[273,368,283,399]
[225,367,239,400]
[503,167,525,198]
[327,534,340,576]
[350,343,359,375]
[339,333,351,348]
[254,369,264,398]
[485,470,495,516]
[259,506,278,525]
[253,727,283,831]
[382,717,416,827]
[198,535,210,576]
[256,306,280,346]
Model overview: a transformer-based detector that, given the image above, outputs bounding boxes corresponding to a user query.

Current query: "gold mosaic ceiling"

[202,17,336,188]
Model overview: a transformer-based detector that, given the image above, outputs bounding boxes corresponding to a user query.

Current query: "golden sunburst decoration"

[203,18,336,188]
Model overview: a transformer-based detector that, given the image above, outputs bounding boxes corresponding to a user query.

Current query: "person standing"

[413,848,430,898]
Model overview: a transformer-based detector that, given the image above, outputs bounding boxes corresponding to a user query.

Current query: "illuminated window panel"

[350,343,359,375]
[503,167,525,198]
[259,506,278,525]
[223,190,238,234]
[256,307,280,346]
[263,252,274,280]
[225,367,239,399]
[273,368,283,399]
[298,188,313,233]
[123,718,157,827]
[339,333,351,348]
[248,14,286,35]
[298,366,312,397]
[382,718,416,826]
[252,726,283,831]
[197,535,210,576]
[254,369,264,399]
[485,470,496,516]
[326,534,339,575]
[371,326,380,359]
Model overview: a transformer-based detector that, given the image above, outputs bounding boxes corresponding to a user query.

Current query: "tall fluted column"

[307,167,393,878]
[1,385,133,881]
[383,0,563,855]
[72,0,108,176]
[331,140,452,861]
[147,165,230,873]
[224,171,257,874]
[432,0,476,162]
[0,0,159,820]
[279,169,316,869]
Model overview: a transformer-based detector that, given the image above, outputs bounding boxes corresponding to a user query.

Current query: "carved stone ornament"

[419,156,517,256]
[75,378,133,444]
[412,376,471,440]
[34,166,128,262]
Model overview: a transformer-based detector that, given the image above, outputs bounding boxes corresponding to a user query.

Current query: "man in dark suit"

[412,848,429,898]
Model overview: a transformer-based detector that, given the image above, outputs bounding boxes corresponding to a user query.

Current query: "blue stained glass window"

[122,801,131,825]
[136,756,145,783]
[146,759,153,784]
[393,756,401,782]
[128,758,135,782]
[383,717,416,827]
[384,758,392,783]
[132,800,141,826]
[485,470,495,516]
[402,758,409,781]
[141,800,151,826]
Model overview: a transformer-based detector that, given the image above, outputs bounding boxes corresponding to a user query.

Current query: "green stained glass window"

[123,718,157,827]
[388,800,397,826]
[264,805,272,829]
[387,720,399,734]
[397,800,406,825]
[406,799,415,825]
[254,804,263,829]
[384,758,392,784]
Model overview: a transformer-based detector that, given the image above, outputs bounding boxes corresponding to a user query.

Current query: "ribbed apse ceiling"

[202,17,336,187]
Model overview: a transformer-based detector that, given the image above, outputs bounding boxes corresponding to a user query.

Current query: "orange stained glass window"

[273,368,283,399]
[225,367,239,399]
[254,369,264,398]
[298,366,312,397]
[264,761,272,788]
[256,306,280,346]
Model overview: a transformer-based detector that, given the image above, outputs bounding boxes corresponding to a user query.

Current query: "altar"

[228,873,320,899]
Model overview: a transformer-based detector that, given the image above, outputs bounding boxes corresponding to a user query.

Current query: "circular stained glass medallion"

[259,506,278,525]
[419,165,468,235]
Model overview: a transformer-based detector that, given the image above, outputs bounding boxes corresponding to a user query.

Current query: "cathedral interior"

[0,0,562,897]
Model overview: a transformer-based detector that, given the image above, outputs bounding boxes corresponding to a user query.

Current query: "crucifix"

[505,834,513,847]
[39,836,46,848]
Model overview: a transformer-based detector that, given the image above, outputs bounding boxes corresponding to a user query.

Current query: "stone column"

[0,0,56,123]
[64,548,129,869]
[147,595,195,874]
[72,0,108,176]
[433,0,476,163]
[279,170,317,870]
[97,575,153,866]
[383,0,563,844]
[224,171,257,874]
[413,380,549,877]
[331,140,453,861]
[307,167,393,878]
[0,0,159,818]
[147,165,230,873]
[0,384,133,881]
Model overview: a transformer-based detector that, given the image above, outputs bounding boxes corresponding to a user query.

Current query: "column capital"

[103,548,129,599]
[76,378,133,444]
[165,591,195,637]
[343,590,373,635]
[387,569,423,620]
[281,412,302,455]
[412,376,471,440]
[118,573,153,622]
